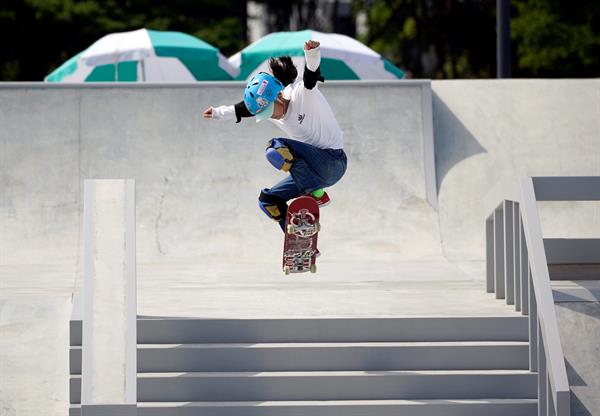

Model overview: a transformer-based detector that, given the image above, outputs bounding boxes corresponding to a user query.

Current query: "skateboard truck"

[287,209,320,237]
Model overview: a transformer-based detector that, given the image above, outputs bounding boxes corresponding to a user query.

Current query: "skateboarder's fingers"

[202,107,213,118]
[304,40,319,50]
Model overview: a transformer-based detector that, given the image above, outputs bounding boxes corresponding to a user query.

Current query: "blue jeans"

[261,138,347,230]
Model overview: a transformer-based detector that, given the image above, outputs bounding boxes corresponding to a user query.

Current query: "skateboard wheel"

[310,264,317,274]
[287,224,294,234]
[283,266,291,275]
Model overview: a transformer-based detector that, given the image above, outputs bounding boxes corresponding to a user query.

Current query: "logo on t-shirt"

[298,113,306,124]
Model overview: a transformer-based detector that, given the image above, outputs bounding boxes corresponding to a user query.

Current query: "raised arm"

[202,101,254,123]
[303,40,324,90]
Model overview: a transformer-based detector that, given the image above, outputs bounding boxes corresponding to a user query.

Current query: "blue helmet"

[244,72,284,117]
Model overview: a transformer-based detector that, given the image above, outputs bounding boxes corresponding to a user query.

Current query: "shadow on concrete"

[432,91,487,195]
[564,359,587,386]
[557,301,600,320]
[571,393,593,416]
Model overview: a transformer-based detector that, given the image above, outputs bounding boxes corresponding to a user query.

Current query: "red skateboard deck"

[282,196,320,274]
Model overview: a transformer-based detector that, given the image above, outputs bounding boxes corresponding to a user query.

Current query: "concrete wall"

[1,79,599,416]
[432,79,600,259]
[0,81,440,267]
[555,302,600,415]
[1,79,599,269]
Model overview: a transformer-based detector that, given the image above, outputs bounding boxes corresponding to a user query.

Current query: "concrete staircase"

[69,316,537,415]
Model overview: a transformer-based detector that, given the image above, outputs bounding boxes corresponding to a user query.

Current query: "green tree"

[355,0,497,78]
[512,0,600,77]
[0,0,247,81]
[355,0,600,78]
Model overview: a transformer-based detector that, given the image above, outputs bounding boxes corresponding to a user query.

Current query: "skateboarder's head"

[265,56,297,121]
[246,56,296,123]
[244,72,284,122]
[268,56,297,87]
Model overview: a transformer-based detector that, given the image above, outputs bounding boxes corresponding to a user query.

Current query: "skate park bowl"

[1,79,599,314]
[2,79,598,263]
[1,79,599,414]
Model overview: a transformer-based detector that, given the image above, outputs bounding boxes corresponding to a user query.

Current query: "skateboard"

[282,196,320,275]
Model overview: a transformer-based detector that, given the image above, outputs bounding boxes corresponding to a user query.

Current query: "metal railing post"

[486,215,495,293]
[529,273,538,372]
[520,221,529,316]
[514,203,521,311]
[494,206,506,299]
[538,324,547,416]
[548,376,556,416]
[504,201,515,305]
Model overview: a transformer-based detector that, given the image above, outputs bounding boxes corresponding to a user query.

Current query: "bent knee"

[266,139,294,172]
[258,191,287,221]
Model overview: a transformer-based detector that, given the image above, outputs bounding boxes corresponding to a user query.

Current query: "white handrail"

[485,176,573,415]
[519,177,570,415]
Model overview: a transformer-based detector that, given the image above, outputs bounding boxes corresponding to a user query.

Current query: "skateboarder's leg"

[274,138,347,194]
[259,175,302,231]
[265,139,294,172]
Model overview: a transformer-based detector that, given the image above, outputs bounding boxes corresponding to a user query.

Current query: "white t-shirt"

[268,80,343,150]
[211,47,343,150]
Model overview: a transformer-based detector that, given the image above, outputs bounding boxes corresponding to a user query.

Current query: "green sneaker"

[310,189,330,207]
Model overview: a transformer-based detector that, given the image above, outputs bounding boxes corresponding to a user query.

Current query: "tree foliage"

[356,0,600,78]
[511,0,600,77]
[1,0,599,80]
[0,0,247,81]
[355,0,497,78]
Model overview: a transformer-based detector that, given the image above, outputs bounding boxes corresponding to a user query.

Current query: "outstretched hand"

[304,40,320,51]
[202,107,213,119]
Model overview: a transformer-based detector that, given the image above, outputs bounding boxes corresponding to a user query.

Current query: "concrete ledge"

[549,264,600,281]
[553,281,600,302]
[533,176,600,201]
[544,238,600,265]
[0,79,433,89]
[81,180,136,412]
[80,404,136,416]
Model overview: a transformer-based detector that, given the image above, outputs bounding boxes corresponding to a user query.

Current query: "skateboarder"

[203,40,347,232]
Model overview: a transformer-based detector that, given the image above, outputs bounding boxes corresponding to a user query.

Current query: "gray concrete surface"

[433,79,600,259]
[81,180,136,409]
[1,81,439,267]
[2,80,599,267]
[0,288,71,416]
[1,79,599,415]
[553,280,600,302]
[554,301,600,415]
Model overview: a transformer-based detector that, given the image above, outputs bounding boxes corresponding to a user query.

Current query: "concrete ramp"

[1,80,599,288]
[0,81,440,269]
[2,79,599,416]
[433,79,600,259]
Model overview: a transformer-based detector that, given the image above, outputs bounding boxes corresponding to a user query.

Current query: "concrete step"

[137,341,530,372]
[69,399,538,416]
[70,370,536,404]
[70,341,529,374]
[69,316,528,346]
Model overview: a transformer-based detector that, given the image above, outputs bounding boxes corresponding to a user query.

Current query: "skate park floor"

[1,260,517,320]
[2,79,599,415]
[0,259,519,416]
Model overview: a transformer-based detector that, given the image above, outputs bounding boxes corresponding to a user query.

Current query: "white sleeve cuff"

[304,47,321,72]
[211,105,235,121]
